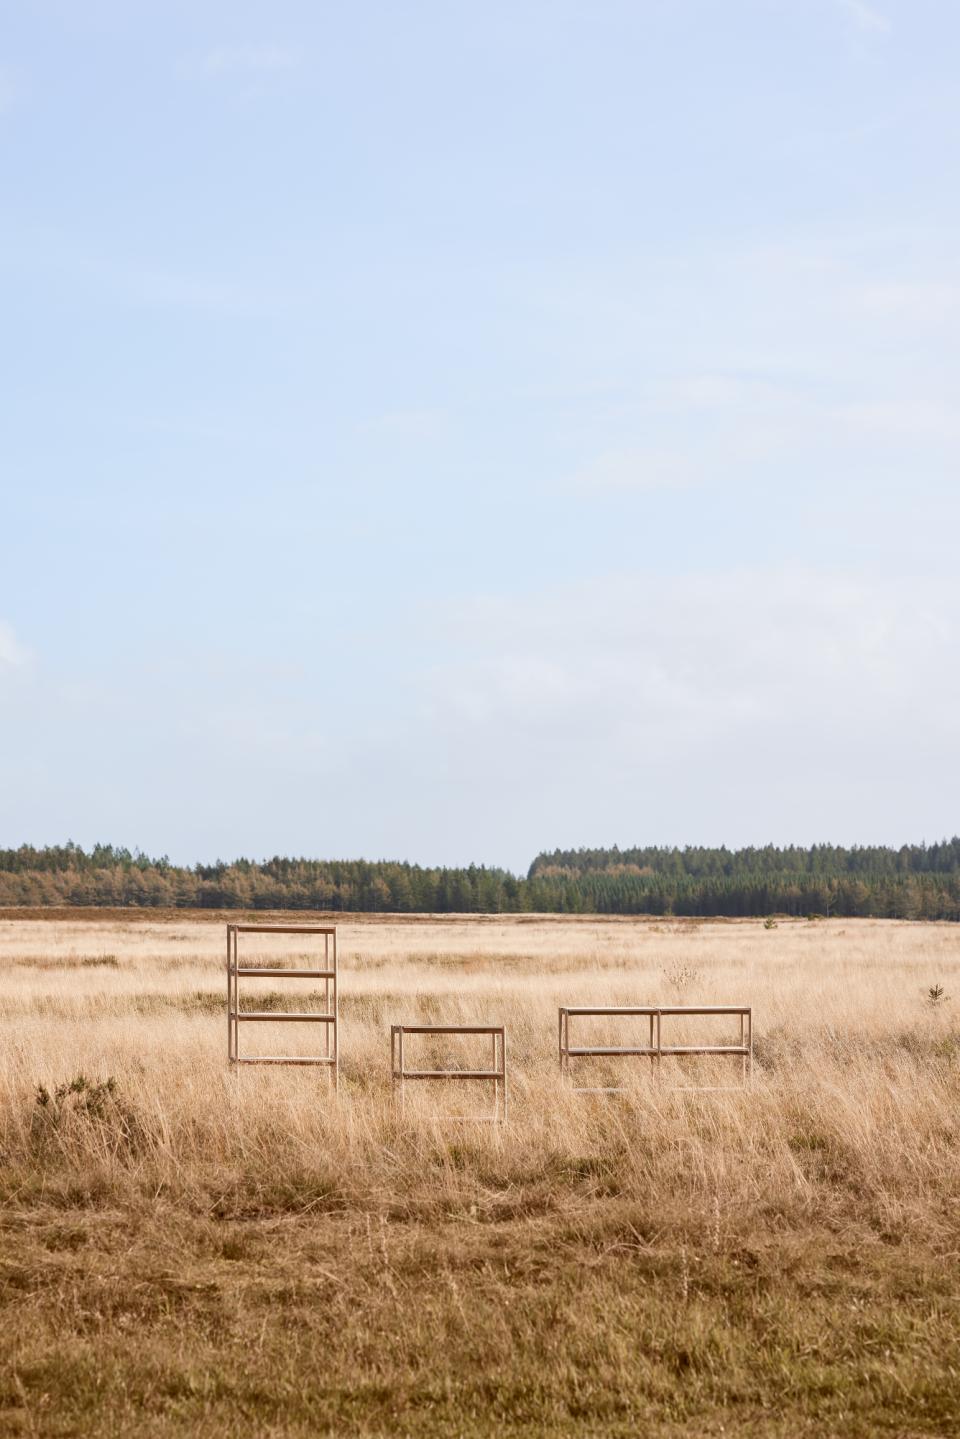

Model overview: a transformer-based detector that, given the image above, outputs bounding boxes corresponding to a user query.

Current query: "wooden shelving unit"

[227,923,338,1087]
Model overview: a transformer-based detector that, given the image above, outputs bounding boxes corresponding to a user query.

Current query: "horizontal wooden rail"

[657,1005,751,1017]
[233,1055,337,1066]
[235,967,336,979]
[560,1005,750,1017]
[231,1011,336,1023]
[228,924,337,935]
[561,1006,659,1017]
[566,1045,658,1056]
[560,1005,752,1092]
[393,1024,505,1036]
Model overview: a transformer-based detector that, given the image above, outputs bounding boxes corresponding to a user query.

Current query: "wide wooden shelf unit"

[559,1004,752,1092]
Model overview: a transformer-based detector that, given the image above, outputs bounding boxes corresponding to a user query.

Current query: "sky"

[1,0,958,873]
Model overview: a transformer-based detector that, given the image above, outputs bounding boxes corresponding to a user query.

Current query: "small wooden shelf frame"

[227,923,338,1087]
[390,1024,507,1122]
[559,1005,752,1093]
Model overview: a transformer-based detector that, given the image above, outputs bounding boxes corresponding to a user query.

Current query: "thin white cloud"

[566,446,697,493]
[424,570,960,753]
[0,66,21,113]
[120,266,275,316]
[859,282,960,323]
[0,622,26,669]
[369,409,449,442]
[840,399,960,445]
[561,376,826,496]
[837,0,891,34]
[202,45,299,76]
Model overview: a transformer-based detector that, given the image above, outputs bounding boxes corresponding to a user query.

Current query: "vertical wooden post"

[324,932,330,1066]
[234,927,241,1062]
[226,926,232,1063]
[333,928,339,1091]
[492,1030,498,1116]
[558,1007,565,1082]
[229,927,240,1063]
[501,1027,508,1122]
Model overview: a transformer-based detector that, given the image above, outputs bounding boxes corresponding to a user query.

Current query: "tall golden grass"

[2,912,959,1436]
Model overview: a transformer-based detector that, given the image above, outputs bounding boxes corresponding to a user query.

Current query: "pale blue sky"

[2,0,958,870]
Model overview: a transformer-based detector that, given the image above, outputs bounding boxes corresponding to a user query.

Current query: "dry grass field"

[2,910,960,1437]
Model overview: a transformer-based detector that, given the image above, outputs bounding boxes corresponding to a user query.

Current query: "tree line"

[0,840,958,919]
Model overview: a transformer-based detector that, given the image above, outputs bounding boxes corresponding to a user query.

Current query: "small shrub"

[662,963,701,996]
[35,1074,118,1116]
[926,983,949,1009]
[32,1074,146,1154]
[763,917,778,930]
